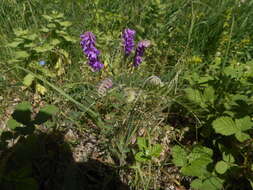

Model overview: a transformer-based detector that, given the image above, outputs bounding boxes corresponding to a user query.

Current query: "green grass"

[1,0,253,189]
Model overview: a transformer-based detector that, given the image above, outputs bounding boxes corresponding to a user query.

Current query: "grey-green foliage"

[172,145,224,190]
[179,36,253,189]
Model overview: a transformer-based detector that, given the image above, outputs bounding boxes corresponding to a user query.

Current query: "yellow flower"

[36,84,47,95]
[190,56,202,64]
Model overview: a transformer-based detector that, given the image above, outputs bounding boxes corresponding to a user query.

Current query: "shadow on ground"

[0,130,129,190]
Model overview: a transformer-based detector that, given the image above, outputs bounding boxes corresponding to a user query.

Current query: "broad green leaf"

[188,145,213,163]
[203,86,215,104]
[24,43,36,48]
[215,161,229,174]
[150,144,162,157]
[14,51,30,59]
[50,39,61,46]
[42,15,53,21]
[47,23,56,28]
[201,176,224,190]
[7,59,20,63]
[222,152,235,163]
[34,44,54,53]
[23,74,34,87]
[40,27,50,33]
[198,76,213,84]
[33,105,59,125]
[224,63,244,78]
[231,94,248,101]
[6,40,23,48]
[171,145,188,167]
[56,30,68,35]
[12,102,32,125]
[235,116,253,131]
[59,21,72,27]
[54,12,64,18]
[14,102,32,112]
[184,88,206,108]
[61,34,77,43]
[180,158,211,177]
[24,33,38,41]
[224,65,239,78]
[235,131,250,142]
[13,28,28,36]
[212,117,237,136]
[191,179,203,189]
[7,118,21,129]
[40,105,59,115]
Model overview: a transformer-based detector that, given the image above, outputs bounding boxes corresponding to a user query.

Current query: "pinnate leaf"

[150,144,162,157]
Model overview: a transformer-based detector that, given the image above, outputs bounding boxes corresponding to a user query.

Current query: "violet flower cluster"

[80,32,104,71]
[133,40,151,67]
[122,28,150,66]
[122,29,136,56]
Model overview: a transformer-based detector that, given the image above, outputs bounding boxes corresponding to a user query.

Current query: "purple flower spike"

[122,28,136,56]
[88,60,104,72]
[80,31,104,71]
[133,40,151,66]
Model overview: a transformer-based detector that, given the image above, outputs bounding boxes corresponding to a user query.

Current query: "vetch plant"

[80,28,150,74]
[134,40,151,66]
[80,31,104,71]
[122,28,136,56]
